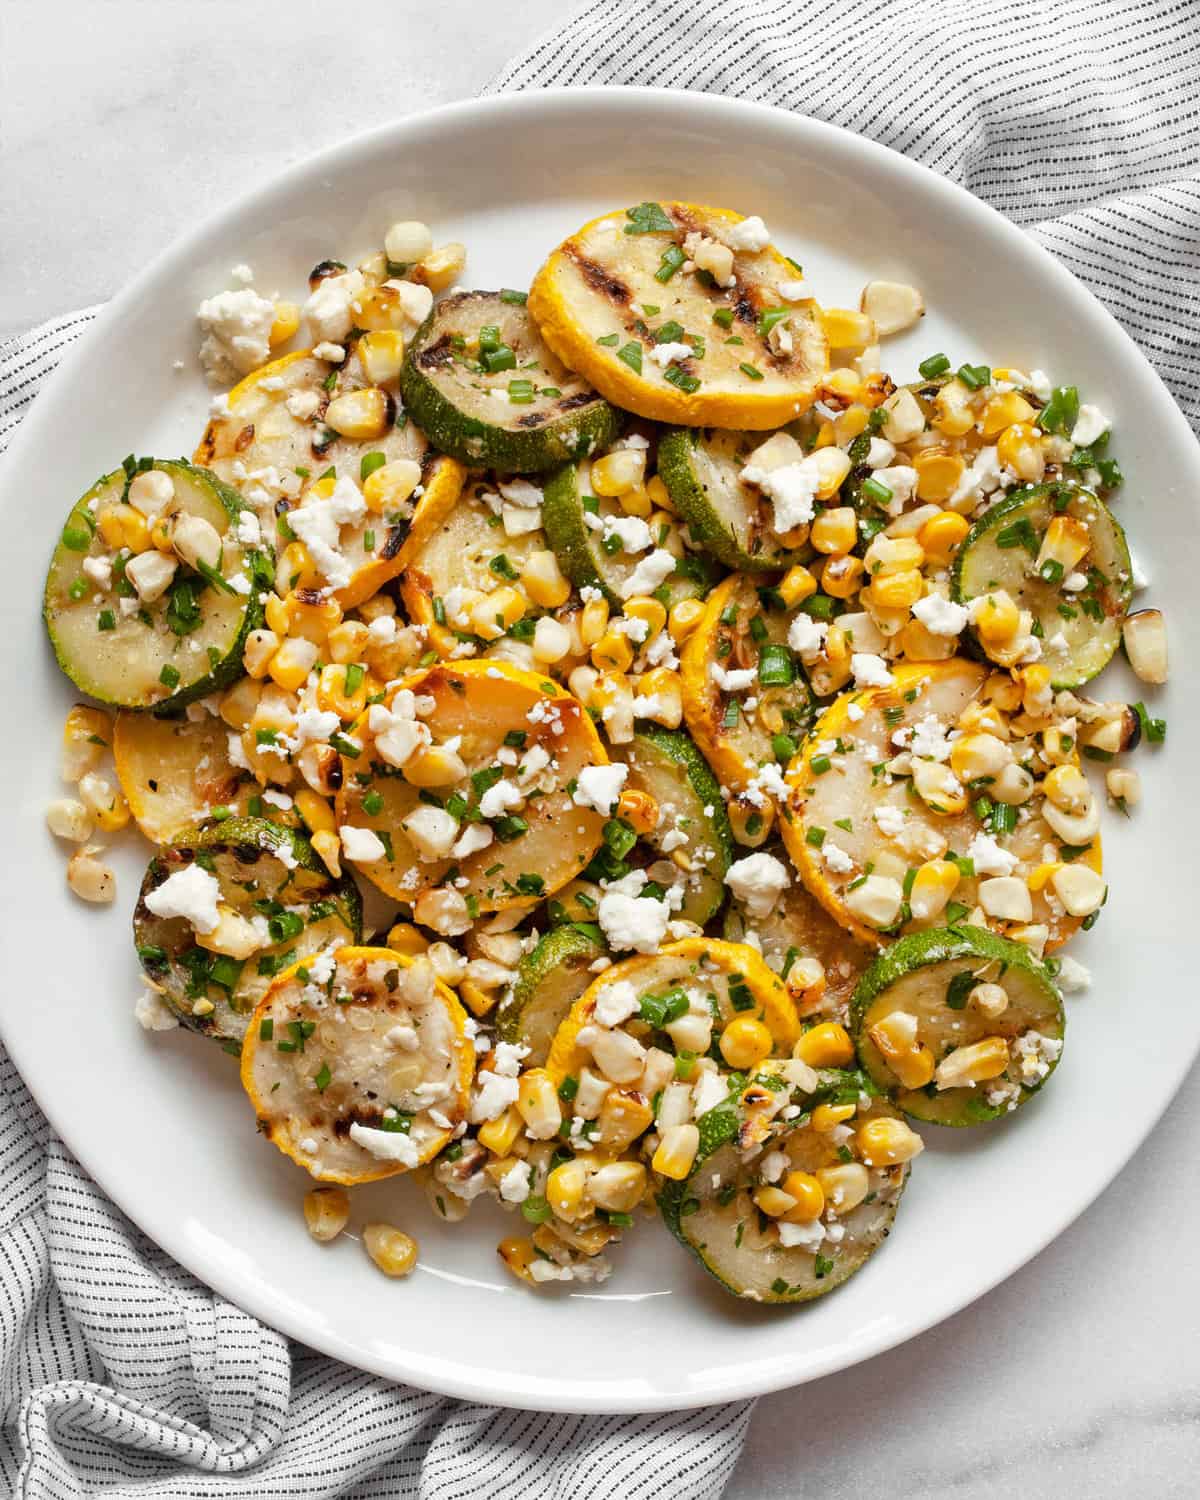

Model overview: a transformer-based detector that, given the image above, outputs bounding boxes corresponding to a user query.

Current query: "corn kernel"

[324,387,389,441]
[865,567,924,610]
[362,1223,418,1278]
[996,421,1045,481]
[579,596,610,647]
[913,452,965,503]
[416,242,467,292]
[243,628,279,679]
[327,620,371,664]
[1036,515,1091,577]
[616,788,659,834]
[520,549,571,609]
[61,704,112,782]
[792,1022,854,1068]
[777,564,818,609]
[547,1159,589,1221]
[754,1185,799,1218]
[311,830,341,877]
[980,390,1036,437]
[293,789,336,838]
[635,667,683,728]
[363,458,422,515]
[478,1106,524,1157]
[912,758,967,815]
[357,329,405,385]
[821,554,865,599]
[668,597,705,642]
[624,595,667,640]
[591,629,634,673]
[592,449,646,496]
[811,507,857,555]
[652,1123,700,1181]
[470,586,527,642]
[596,1089,655,1152]
[931,379,976,437]
[78,772,130,832]
[917,510,970,567]
[497,1236,537,1284]
[218,676,262,731]
[934,1037,1010,1090]
[815,1162,870,1214]
[403,744,468,788]
[268,636,319,691]
[812,447,853,499]
[833,404,871,444]
[776,1172,823,1224]
[972,590,1020,645]
[515,1069,563,1141]
[821,307,875,352]
[303,1186,349,1242]
[810,1102,856,1133]
[316,663,367,720]
[97,503,149,553]
[719,1016,774,1069]
[275,541,322,594]
[856,1117,924,1166]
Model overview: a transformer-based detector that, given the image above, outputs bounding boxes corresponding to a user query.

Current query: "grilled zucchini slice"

[545,937,800,1086]
[780,661,1102,951]
[852,926,1065,1126]
[657,427,810,572]
[952,480,1132,688]
[44,460,262,710]
[134,817,361,1045]
[681,571,814,802]
[495,924,606,1066]
[334,660,608,910]
[241,947,474,1184]
[658,1071,912,1302]
[542,456,718,608]
[193,347,466,609]
[615,726,733,925]
[529,201,828,427]
[400,291,621,472]
[114,709,287,844]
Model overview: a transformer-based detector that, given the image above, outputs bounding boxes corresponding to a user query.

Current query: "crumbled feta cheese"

[492,1042,530,1078]
[340,826,387,863]
[692,1069,728,1117]
[711,663,757,693]
[865,437,897,469]
[597,872,672,954]
[469,1070,520,1124]
[143,864,222,933]
[851,653,894,689]
[235,510,262,547]
[196,288,276,384]
[870,465,918,513]
[725,852,790,919]
[912,593,969,637]
[1070,404,1110,448]
[949,446,1005,509]
[966,831,1018,876]
[788,613,828,660]
[348,1123,420,1167]
[498,1159,532,1204]
[602,514,653,553]
[478,778,524,820]
[287,475,366,591]
[312,342,345,363]
[286,388,321,422]
[593,979,640,1028]
[778,1218,826,1250]
[1029,369,1053,403]
[908,715,953,762]
[619,548,676,599]
[134,986,179,1032]
[302,270,365,345]
[739,459,818,532]
[402,805,460,861]
[777,279,806,301]
[823,843,855,874]
[1056,955,1091,994]
[573,763,628,816]
[725,215,771,252]
[874,804,906,838]
[847,701,865,722]
[649,341,695,367]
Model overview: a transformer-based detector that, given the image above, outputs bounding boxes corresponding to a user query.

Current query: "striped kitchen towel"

[4,0,1199,1493]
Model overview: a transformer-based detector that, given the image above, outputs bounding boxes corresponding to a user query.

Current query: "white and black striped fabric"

[4,1,1199,1491]
[492,0,1200,432]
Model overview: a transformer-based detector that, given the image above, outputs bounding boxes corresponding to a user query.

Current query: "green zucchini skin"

[494,924,605,1066]
[400,291,621,472]
[851,926,1065,1127]
[133,817,362,1048]
[617,726,733,925]
[44,460,264,711]
[542,458,720,608]
[950,480,1131,689]
[659,1069,910,1303]
[657,427,810,573]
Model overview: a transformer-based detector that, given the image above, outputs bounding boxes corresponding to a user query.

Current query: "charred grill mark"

[559,390,599,412]
[234,424,256,453]
[416,333,457,372]
[516,411,549,428]
[382,524,408,561]
[308,259,347,290]
[294,587,325,607]
[733,291,758,328]
[565,243,632,306]
[233,843,264,865]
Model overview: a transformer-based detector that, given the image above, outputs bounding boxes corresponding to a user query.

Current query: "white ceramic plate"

[3,88,1196,1412]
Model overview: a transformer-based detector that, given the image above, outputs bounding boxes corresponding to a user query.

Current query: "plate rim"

[4,84,1198,1411]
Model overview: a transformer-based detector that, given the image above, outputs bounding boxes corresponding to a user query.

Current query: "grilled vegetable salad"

[44,202,1167,1301]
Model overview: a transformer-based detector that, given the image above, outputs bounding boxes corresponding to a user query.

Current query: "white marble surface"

[4,3,1198,1494]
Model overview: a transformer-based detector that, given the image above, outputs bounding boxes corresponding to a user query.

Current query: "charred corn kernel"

[362,1223,418,1278]
[811,1102,856,1133]
[497,1235,537,1283]
[292,789,335,838]
[754,1185,799,1218]
[957,701,1010,741]
[402,744,468,788]
[1036,515,1091,576]
[266,299,300,346]
[821,366,865,406]
[815,1162,870,1215]
[217,676,262,731]
[478,1106,524,1157]
[912,758,967,815]
[811,447,853,499]
[635,667,683,728]
[97,503,149,553]
[579,596,610,647]
[972,590,1020,645]
[77,772,130,832]
[950,733,1012,781]
[624,595,667,640]
[935,1037,1010,1090]
[459,979,499,1017]
[275,541,322,594]
[932,378,976,437]
[242,628,279,679]
[516,1069,562,1141]
[597,1089,655,1152]
[311,830,341,877]
[1107,767,1142,807]
[362,457,421,515]
[857,1117,924,1166]
[866,567,924,610]
[66,848,116,904]
[519,549,570,610]
[821,307,875,352]
[779,1171,825,1223]
[652,1123,700,1181]
[591,629,634,673]
[416,242,466,292]
[289,593,344,644]
[834,404,871,443]
[470,585,527,642]
[316,663,367,720]
[908,860,961,923]
[588,1161,648,1214]
[913,452,966,503]
[303,1186,350,1242]
[591,449,646,496]
[996,421,1046,481]
[617,787,659,834]
[546,1159,589,1222]
[980,390,1036,437]
[793,1022,854,1068]
[719,1016,773,1069]
[325,387,389,441]
[811,507,857,555]
[777,564,818,609]
[357,329,405,386]
[662,602,701,649]
[917,510,970,566]
[327,621,370,665]
[821,554,865,599]
[46,798,93,842]
[61,705,112,782]
[268,636,319,692]
[1044,763,1089,812]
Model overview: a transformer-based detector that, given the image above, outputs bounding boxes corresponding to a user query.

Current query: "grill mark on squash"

[564,243,632,306]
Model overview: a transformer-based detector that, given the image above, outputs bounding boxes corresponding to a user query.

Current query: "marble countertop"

[4,2,1197,1494]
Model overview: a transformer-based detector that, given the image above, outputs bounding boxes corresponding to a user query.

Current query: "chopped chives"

[712,307,735,329]
[617,342,643,375]
[360,451,386,481]
[918,353,951,378]
[739,362,764,381]
[654,244,686,282]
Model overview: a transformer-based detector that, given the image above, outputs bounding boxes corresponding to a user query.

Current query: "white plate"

[3,88,1195,1412]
